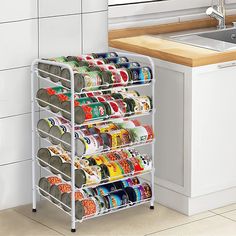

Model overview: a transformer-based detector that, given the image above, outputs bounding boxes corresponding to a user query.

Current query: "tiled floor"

[1,201,236,235]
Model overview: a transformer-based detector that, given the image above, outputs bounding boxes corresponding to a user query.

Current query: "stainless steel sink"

[167,27,236,52]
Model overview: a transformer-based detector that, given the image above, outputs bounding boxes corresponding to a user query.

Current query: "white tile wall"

[0,1,108,210]
[39,15,82,57]
[0,114,39,165]
[0,160,39,210]
[39,0,82,18]
[0,0,37,23]
[82,11,108,53]
[0,20,38,70]
[82,0,108,13]
[0,67,31,118]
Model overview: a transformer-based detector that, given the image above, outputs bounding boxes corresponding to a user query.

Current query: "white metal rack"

[31,52,156,232]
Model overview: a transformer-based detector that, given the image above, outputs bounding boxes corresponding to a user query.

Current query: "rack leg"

[71,229,76,233]
[32,209,37,213]
[150,168,155,210]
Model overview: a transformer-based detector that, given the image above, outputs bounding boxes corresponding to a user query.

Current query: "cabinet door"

[191,61,236,196]
[82,11,108,54]
[82,0,108,13]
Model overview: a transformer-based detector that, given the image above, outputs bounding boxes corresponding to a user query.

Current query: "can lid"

[75,200,85,220]
[49,156,63,175]
[49,65,61,83]
[61,101,71,120]
[36,88,50,107]
[49,126,63,145]
[75,169,86,188]
[60,162,71,179]
[75,106,86,125]
[74,74,85,93]
[75,138,86,156]
[49,185,61,204]
[61,132,72,152]
[48,94,61,114]
[37,148,51,167]
[38,177,50,196]
[61,192,71,212]
[37,119,51,138]
[61,68,70,81]
[38,63,50,78]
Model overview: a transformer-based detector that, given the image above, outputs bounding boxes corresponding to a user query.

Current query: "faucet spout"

[206,0,226,30]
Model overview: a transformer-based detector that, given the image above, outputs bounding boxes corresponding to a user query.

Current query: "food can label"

[45,117,67,129]
[47,146,65,156]
[47,176,62,185]
[83,166,102,185]
[133,96,152,113]
[130,126,149,143]
[82,103,106,120]
[46,86,64,96]
[58,184,71,193]
[81,197,99,217]
[83,72,102,90]
[105,162,123,181]
[82,135,103,155]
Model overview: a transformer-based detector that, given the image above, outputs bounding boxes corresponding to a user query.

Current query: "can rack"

[31,52,156,232]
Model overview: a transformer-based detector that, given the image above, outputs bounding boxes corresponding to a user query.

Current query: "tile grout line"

[209,208,236,215]
[209,210,236,223]
[13,209,66,236]
[143,214,217,236]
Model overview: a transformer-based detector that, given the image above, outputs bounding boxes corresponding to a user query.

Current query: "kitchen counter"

[110,35,236,67]
[109,15,236,67]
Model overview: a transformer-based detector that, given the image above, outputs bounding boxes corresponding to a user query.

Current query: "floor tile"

[0,209,61,236]
[211,204,236,214]
[148,215,236,236]
[15,201,214,236]
[222,209,236,221]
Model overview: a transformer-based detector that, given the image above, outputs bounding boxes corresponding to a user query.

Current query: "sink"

[166,28,236,52]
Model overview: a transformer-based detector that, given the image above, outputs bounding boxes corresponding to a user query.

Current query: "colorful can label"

[47,176,62,185]
[83,71,103,90]
[130,67,152,84]
[81,135,104,155]
[81,103,107,120]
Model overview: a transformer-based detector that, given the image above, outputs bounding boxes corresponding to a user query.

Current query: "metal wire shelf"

[31,51,156,232]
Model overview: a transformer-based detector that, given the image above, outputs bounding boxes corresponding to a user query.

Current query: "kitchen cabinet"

[155,58,236,215]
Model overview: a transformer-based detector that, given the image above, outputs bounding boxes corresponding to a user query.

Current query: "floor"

[2,201,236,236]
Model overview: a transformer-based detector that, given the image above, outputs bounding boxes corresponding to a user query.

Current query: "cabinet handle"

[218,62,236,69]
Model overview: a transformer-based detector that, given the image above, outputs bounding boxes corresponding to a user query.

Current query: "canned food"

[75,197,100,220]
[101,162,124,181]
[142,183,152,199]
[117,159,134,175]
[115,149,133,160]
[37,117,67,138]
[105,57,129,64]
[49,123,71,145]
[129,155,152,173]
[129,67,153,84]
[73,71,104,92]
[113,177,140,189]
[111,90,140,99]
[36,86,65,107]
[103,100,128,118]
[124,184,146,203]
[89,123,117,135]
[125,96,152,114]
[89,64,118,72]
[60,158,90,181]
[86,154,110,166]
[115,120,141,129]
[38,62,51,78]
[101,129,130,149]
[49,92,81,114]
[108,190,129,209]
[61,190,89,212]
[49,183,71,204]
[72,102,107,124]
[61,97,95,121]
[60,128,90,151]
[129,125,154,143]
[38,176,62,197]
[37,146,65,167]
[91,52,119,59]
[61,66,91,89]
[95,183,116,196]
[74,165,104,188]
[48,152,71,175]
[117,62,141,69]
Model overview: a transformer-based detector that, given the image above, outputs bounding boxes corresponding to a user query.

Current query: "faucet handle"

[233,22,236,27]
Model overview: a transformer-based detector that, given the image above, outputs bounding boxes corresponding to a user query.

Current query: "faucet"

[206,0,226,30]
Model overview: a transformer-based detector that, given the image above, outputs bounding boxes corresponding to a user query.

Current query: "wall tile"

[82,0,108,13]
[0,113,39,165]
[0,0,37,23]
[0,19,38,70]
[39,0,81,18]
[82,11,108,53]
[0,160,39,210]
[0,67,31,118]
[39,15,82,58]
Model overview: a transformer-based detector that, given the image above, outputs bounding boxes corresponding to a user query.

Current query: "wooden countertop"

[109,15,236,67]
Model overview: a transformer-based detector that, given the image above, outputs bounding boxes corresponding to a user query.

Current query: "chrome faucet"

[206,0,226,30]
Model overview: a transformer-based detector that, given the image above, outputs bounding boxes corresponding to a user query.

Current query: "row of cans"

[38,176,152,220]
[38,52,153,92]
[37,148,152,188]
[37,118,154,156]
[36,87,152,124]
